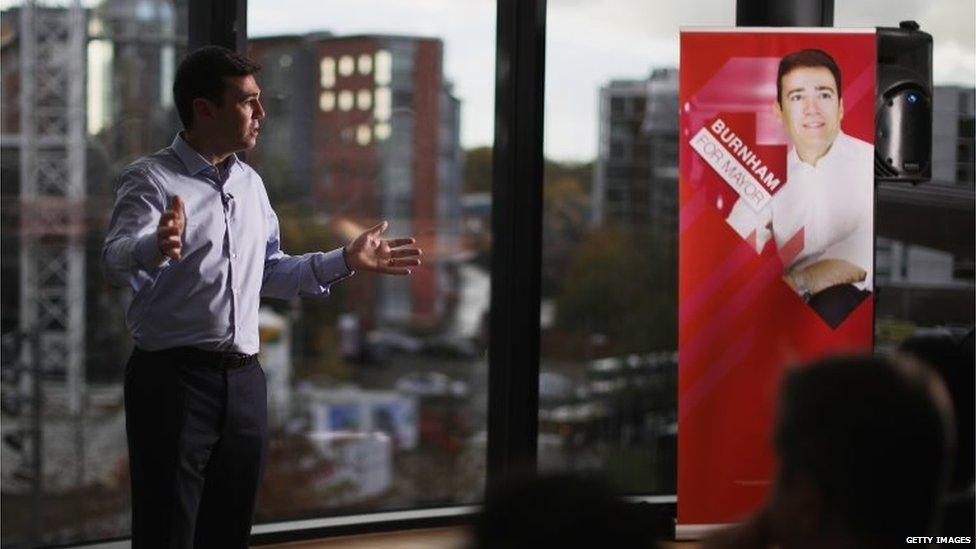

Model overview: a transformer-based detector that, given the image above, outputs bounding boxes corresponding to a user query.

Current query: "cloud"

[835,0,976,86]
[249,0,497,150]
[548,0,733,41]
[4,0,970,161]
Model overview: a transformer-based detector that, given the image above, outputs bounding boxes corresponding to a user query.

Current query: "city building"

[932,86,975,186]
[642,68,680,235]
[248,34,463,329]
[591,69,678,235]
[874,85,976,329]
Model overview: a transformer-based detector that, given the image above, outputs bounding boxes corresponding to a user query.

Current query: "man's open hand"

[344,221,422,275]
[158,195,186,261]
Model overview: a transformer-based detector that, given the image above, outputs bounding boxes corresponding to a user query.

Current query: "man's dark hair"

[774,355,953,545]
[173,46,261,130]
[777,48,842,104]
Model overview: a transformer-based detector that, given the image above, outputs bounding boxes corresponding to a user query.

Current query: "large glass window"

[245,0,495,524]
[833,5,976,351]
[0,0,971,545]
[540,0,974,497]
[538,2,732,496]
[0,1,188,545]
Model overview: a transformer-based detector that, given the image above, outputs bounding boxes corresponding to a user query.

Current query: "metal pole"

[487,0,547,484]
[30,328,43,545]
[736,0,833,27]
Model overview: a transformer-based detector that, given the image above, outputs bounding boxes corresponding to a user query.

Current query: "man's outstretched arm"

[343,220,423,275]
[261,214,423,300]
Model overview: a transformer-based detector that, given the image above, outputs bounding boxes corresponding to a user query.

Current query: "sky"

[4,0,974,162]
[247,0,975,162]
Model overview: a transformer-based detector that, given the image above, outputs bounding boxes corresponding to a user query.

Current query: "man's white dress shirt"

[103,134,353,355]
[726,131,874,291]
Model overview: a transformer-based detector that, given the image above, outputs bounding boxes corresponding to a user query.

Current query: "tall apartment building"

[643,68,679,234]
[248,34,463,327]
[874,85,975,327]
[932,86,975,186]
[591,69,678,236]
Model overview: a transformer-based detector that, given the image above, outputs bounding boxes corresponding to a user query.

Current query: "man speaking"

[103,46,422,547]
[727,48,873,327]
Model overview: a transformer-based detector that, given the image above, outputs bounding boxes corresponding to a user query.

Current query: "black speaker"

[876,21,933,183]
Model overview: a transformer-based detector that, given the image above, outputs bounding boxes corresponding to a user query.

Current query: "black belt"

[137,346,258,369]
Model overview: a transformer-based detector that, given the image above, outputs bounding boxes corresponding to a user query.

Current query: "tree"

[542,176,589,298]
[554,225,676,353]
[259,155,311,210]
[462,146,493,194]
[268,207,349,383]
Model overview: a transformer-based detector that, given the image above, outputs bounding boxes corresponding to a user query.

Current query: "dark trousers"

[124,348,268,548]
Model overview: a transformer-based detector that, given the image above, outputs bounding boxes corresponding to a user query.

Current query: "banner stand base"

[675,524,729,540]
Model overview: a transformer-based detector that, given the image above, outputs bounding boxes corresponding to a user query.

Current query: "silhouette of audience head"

[899,330,975,538]
[767,354,954,548]
[899,330,975,489]
[470,473,656,549]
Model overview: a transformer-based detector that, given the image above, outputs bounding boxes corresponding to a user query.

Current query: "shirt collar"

[171,133,241,178]
[788,130,847,172]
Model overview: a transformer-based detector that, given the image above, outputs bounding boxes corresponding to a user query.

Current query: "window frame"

[193,0,678,544]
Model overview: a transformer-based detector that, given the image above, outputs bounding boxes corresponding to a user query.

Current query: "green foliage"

[554,225,676,353]
[463,146,596,301]
[460,146,673,352]
[269,207,350,383]
[462,146,594,196]
[542,176,589,298]
[260,155,310,210]
[462,146,493,194]
[275,205,335,255]
[545,158,593,195]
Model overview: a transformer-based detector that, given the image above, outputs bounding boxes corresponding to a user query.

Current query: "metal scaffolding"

[16,0,87,492]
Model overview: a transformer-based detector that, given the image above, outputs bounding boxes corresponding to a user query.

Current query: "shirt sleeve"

[260,196,354,300]
[726,198,771,253]
[101,166,170,290]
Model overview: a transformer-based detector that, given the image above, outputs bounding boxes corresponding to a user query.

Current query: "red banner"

[677,29,876,535]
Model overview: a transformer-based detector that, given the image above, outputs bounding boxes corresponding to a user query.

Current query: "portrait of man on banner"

[678,29,877,534]
[725,48,874,328]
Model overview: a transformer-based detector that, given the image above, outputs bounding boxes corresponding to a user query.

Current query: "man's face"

[207,74,265,153]
[774,66,843,164]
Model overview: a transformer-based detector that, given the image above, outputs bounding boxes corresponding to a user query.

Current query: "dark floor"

[262,528,700,548]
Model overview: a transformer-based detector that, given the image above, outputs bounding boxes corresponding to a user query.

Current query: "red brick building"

[249,34,463,329]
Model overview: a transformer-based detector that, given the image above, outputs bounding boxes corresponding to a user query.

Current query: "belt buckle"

[220,353,245,369]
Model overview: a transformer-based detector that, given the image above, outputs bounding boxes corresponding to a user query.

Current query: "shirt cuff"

[134,231,168,271]
[311,248,355,286]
